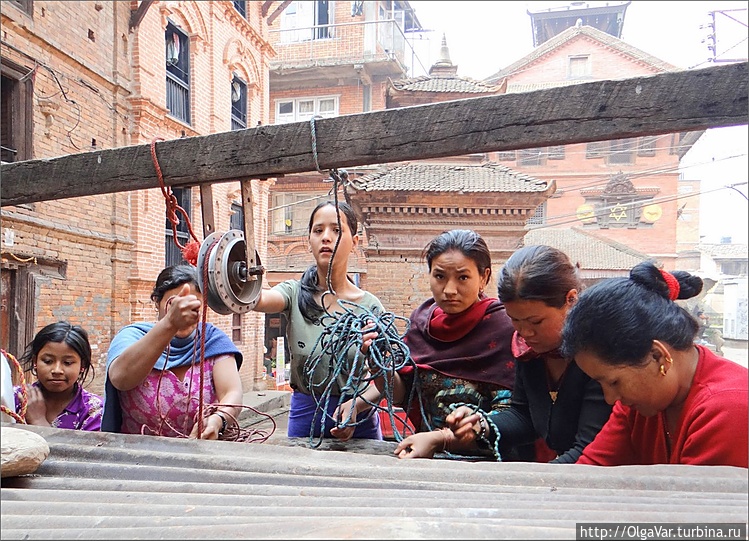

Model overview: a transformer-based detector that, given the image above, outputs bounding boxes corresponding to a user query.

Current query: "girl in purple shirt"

[13,321,102,431]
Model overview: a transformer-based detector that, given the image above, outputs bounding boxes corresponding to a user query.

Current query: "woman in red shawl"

[384,230,522,459]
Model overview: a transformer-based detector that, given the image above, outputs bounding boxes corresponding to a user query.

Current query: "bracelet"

[476,412,488,441]
[214,411,228,437]
[440,427,452,454]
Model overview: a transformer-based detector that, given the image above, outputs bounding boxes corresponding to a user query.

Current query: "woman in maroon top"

[561,262,748,467]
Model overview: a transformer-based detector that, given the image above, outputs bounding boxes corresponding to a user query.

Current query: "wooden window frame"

[1,58,34,163]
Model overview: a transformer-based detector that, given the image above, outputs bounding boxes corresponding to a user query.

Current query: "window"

[275,96,339,124]
[518,148,545,166]
[637,136,658,157]
[165,22,190,124]
[231,75,247,130]
[527,202,546,226]
[1,59,33,163]
[586,141,606,159]
[547,146,565,160]
[7,0,32,16]
[280,0,334,43]
[233,0,246,18]
[230,202,244,231]
[165,187,192,266]
[607,138,636,165]
[495,150,516,161]
[568,55,590,79]
[271,193,328,235]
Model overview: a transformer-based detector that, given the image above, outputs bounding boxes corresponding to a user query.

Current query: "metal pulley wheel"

[196,230,263,315]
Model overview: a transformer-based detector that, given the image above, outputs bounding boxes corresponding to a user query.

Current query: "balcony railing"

[269,19,427,77]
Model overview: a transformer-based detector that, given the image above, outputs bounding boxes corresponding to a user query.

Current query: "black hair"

[422,229,492,282]
[151,264,200,304]
[498,245,582,308]
[20,321,94,385]
[298,201,359,322]
[560,261,703,366]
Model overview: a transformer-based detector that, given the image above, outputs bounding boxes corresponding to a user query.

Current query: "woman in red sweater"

[561,262,748,468]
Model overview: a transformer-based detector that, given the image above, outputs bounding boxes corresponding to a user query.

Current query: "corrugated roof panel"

[2,425,746,539]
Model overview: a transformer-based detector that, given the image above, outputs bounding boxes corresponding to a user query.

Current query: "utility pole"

[703,9,748,64]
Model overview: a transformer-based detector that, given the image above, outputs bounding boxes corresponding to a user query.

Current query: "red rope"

[150,138,201,265]
[1,350,27,424]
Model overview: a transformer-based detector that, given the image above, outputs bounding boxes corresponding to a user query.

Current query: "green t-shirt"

[273,279,384,396]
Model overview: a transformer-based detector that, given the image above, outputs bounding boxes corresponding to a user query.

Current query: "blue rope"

[303,298,414,448]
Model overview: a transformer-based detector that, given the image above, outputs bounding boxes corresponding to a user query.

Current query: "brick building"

[1,0,276,393]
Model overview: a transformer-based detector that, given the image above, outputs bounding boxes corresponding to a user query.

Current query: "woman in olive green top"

[252,201,383,439]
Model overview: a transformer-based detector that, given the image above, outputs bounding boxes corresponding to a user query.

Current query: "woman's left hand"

[189,413,222,440]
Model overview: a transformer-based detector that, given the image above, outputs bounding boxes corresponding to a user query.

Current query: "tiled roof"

[506,80,585,93]
[2,424,746,539]
[349,163,550,193]
[699,243,749,260]
[485,25,679,84]
[390,75,502,94]
[524,227,651,270]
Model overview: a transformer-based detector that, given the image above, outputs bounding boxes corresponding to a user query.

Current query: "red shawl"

[400,297,516,388]
[511,332,566,364]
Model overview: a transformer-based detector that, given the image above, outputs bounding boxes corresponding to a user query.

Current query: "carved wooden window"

[527,202,547,226]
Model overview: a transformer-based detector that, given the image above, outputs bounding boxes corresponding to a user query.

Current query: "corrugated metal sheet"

[2,424,747,539]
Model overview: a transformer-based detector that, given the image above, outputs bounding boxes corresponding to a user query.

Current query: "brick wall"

[1,0,274,395]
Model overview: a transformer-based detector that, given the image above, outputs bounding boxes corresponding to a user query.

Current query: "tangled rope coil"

[303,299,412,448]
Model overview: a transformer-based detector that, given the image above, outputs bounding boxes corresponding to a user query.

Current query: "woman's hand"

[445,406,482,445]
[24,386,51,427]
[393,429,448,459]
[189,412,223,440]
[331,398,358,441]
[164,283,202,333]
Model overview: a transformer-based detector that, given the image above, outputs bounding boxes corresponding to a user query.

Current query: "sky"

[404,1,749,244]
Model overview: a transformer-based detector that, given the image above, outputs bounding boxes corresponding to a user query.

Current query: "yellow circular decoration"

[576,203,596,223]
[642,203,663,223]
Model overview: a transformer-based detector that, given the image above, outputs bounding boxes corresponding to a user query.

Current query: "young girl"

[103,264,243,439]
[561,262,748,467]
[14,321,102,431]
[251,200,384,440]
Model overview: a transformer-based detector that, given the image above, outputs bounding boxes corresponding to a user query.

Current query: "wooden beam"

[129,0,155,31]
[261,0,275,17]
[267,0,292,25]
[1,62,747,207]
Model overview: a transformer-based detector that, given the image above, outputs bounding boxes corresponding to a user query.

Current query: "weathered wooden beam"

[261,0,275,17]
[128,0,155,31]
[266,0,292,25]
[1,62,746,207]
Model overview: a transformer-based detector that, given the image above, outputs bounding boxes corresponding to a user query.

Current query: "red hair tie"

[660,269,680,301]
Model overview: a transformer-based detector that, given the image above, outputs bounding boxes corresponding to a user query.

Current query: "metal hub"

[196,230,262,315]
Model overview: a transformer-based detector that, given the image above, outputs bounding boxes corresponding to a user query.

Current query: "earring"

[665,355,673,365]
[659,364,666,376]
